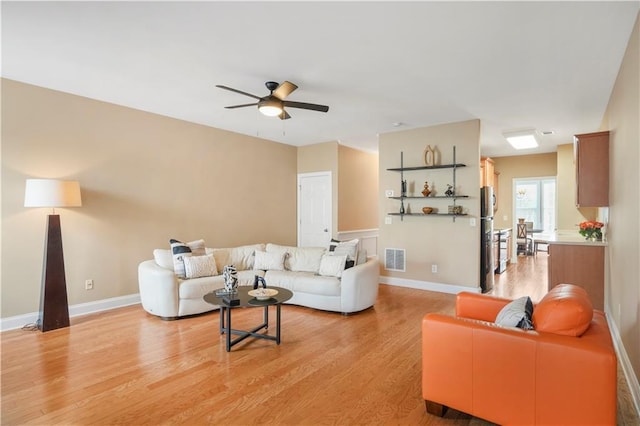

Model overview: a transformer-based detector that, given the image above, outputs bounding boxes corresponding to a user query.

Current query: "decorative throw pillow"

[170,238,206,278]
[318,254,347,278]
[254,250,286,271]
[329,238,359,265]
[495,296,534,330]
[183,254,217,279]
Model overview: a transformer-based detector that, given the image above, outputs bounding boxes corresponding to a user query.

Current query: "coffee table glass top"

[203,286,293,307]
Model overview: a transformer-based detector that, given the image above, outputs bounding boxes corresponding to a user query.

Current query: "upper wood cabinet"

[574,131,609,207]
[480,157,495,187]
[480,157,498,211]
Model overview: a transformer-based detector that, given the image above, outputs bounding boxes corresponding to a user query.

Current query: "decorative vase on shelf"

[424,145,435,166]
[421,182,431,197]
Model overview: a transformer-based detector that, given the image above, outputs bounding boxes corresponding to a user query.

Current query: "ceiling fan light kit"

[258,96,283,117]
[217,80,329,120]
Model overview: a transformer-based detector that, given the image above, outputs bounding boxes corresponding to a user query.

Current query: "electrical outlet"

[431,264,438,273]
[385,216,392,225]
[85,279,94,290]
[469,218,476,227]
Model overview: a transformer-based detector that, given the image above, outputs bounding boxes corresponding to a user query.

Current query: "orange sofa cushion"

[532,283,593,336]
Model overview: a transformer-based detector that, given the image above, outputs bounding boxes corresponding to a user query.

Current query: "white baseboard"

[380,276,481,295]
[605,309,640,416]
[1,294,141,332]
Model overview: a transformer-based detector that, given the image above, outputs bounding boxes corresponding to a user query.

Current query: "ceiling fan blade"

[283,101,329,113]
[224,103,258,109]
[273,81,298,100]
[279,110,291,120]
[216,85,262,100]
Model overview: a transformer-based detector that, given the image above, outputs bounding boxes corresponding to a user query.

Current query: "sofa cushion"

[212,243,265,271]
[495,296,534,330]
[170,239,206,278]
[318,254,347,278]
[254,250,286,271]
[265,270,341,296]
[330,238,359,261]
[178,275,225,299]
[533,284,593,337]
[153,249,174,270]
[183,254,217,279]
[265,244,326,273]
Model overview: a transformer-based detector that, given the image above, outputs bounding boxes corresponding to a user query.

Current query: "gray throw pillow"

[495,296,534,330]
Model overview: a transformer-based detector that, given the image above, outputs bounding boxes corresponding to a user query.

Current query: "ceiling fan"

[216,81,329,120]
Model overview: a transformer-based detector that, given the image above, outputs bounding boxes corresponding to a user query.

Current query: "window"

[514,178,556,232]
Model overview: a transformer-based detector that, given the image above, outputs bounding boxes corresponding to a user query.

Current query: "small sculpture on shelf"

[401,179,407,197]
[445,184,455,197]
[421,181,431,197]
[400,199,405,215]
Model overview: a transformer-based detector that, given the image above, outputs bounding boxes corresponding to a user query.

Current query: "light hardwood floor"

[2,256,638,425]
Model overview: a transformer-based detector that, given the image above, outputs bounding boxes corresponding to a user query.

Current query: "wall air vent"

[384,248,406,272]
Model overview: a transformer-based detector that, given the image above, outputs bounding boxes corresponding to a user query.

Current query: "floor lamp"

[24,179,82,332]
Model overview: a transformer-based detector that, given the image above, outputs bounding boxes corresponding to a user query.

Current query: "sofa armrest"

[340,258,379,313]
[138,260,180,318]
[455,291,511,322]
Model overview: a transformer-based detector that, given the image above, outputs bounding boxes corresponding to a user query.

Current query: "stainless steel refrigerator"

[480,186,495,293]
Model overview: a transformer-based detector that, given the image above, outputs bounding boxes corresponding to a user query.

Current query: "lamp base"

[38,214,70,332]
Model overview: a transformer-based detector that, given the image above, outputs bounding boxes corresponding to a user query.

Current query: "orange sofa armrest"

[455,292,511,322]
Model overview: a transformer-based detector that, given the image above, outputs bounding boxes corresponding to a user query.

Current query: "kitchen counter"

[547,230,606,309]
[544,230,607,246]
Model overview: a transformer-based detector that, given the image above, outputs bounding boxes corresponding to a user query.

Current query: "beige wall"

[492,149,597,232]
[492,153,557,231]
[297,142,379,237]
[338,145,378,232]
[1,79,297,318]
[378,120,480,288]
[297,142,339,237]
[601,13,640,383]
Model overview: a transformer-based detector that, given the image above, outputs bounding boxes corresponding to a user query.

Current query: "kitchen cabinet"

[548,243,604,310]
[574,131,609,207]
[480,157,494,187]
[495,228,511,273]
[480,157,498,212]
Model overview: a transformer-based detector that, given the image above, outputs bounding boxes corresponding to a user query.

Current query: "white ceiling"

[2,1,638,157]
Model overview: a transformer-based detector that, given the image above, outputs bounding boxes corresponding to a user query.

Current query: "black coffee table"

[203,286,293,352]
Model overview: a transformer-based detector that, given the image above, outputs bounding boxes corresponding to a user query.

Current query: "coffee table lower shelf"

[203,286,293,352]
[219,303,282,351]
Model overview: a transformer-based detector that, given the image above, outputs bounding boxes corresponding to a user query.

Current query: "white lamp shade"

[24,179,82,208]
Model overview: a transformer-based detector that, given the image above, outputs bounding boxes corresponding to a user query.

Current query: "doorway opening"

[513,177,557,232]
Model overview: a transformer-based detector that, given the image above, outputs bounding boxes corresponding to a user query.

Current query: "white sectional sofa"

[138,242,379,319]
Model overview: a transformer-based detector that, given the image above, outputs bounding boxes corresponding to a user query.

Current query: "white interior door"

[298,172,332,247]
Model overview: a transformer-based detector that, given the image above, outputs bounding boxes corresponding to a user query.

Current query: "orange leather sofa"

[422,284,617,425]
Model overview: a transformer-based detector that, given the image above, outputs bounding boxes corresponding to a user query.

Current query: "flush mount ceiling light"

[503,129,539,150]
